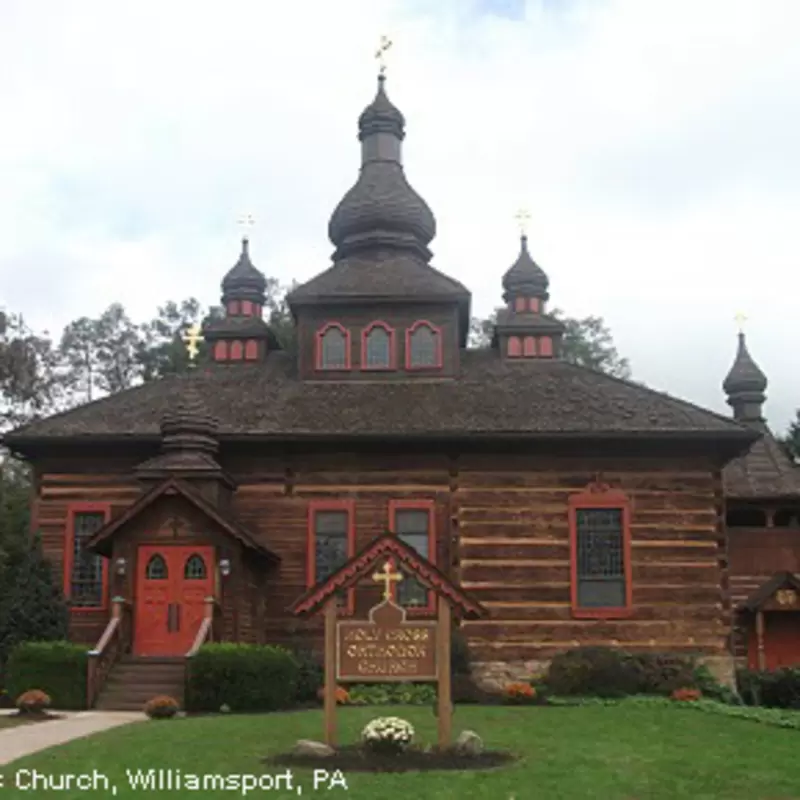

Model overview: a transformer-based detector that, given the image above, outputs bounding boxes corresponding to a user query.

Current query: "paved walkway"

[0,710,144,766]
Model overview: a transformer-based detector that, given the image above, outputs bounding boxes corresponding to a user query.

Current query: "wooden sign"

[337,599,438,681]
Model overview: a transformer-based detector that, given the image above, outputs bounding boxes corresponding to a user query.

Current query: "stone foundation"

[471,660,550,691]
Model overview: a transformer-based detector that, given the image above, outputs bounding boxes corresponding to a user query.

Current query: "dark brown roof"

[5,350,755,446]
[740,572,800,611]
[86,476,279,562]
[287,252,469,305]
[289,531,485,618]
[723,423,800,499]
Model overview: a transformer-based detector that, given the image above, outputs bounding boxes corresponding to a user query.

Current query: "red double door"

[134,545,214,656]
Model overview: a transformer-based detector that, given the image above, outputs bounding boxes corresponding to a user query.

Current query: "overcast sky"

[1,0,797,433]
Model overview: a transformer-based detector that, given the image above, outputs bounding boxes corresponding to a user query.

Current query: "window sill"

[571,607,633,620]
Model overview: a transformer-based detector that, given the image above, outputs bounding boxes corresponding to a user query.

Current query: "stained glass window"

[394,508,431,608]
[314,510,349,584]
[408,324,438,368]
[145,554,168,580]
[365,325,391,368]
[319,326,348,369]
[70,512,106,607]
[575,508,625,608]
[184,554,207,580]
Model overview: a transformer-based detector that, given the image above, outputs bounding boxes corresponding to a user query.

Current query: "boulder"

[454,729,484,757]
[291,739,334,758]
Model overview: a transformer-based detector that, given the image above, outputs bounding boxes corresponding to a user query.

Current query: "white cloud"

[0,0,797,430]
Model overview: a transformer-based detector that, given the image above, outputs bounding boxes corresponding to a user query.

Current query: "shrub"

[504,682,536,704]
[186,643,299,713]
[547,647,641,698]
[737,667,800,709]
[144,695,179,719]
[6,641,87,709]
[629,653,698,695]
[316,686,350,704]
[361,716,415,755]
[346,683,436,706]
[290,647,323,704]
[16,689,51,714]
[671,687,702,702]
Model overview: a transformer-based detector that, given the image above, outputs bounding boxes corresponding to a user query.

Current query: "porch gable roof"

[740,571,800,611]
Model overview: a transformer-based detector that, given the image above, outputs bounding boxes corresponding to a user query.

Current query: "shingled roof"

[4,350,756,447]
[723,424,800,499]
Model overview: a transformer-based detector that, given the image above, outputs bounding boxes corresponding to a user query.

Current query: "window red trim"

[244,340,258,360]
[405,321,443,371]
[523,336,536,357]
[508,336,522,357]
[315,322,352,371]
[360,321,396,371]
[214,341,228,362]
[307,499,356,613]
[389,499,437,613]
[64,503,112,613]
[568,485,632,619]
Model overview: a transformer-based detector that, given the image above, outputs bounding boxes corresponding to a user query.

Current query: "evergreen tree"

[0,532,69,671]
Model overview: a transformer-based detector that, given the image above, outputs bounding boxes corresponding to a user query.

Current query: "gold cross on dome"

[182,323,203,363]
[515,208,531,236]
[237,213,255,240]
[734,312,747,333]
[375,35,393,75]
[372,559,403,601]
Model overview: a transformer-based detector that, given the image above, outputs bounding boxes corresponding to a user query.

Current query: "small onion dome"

[723,332,768,395]
[358,74,405,140]
[502,235,550,302]
[221,238,267,303]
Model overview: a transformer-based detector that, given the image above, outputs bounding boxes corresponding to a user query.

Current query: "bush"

[737,667,800,709]
[346,683,436,706]
[504,682,537,704]
[290,648,323,704]
[671,687,702,702]
[186,643,299,713]
[629,653,698,695]
[16,689,51,714]
[547,647,641,698]
[361,716,415,755]
[144,695,179,719]
[6,641,87,709]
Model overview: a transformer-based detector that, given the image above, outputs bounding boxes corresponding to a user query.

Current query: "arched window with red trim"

[523,336,536,356]
[214,341,228,362]
[244,340,258,360]
[230,341,244,360]
[361,322,395,370]
[508,336,522,357]
[539,337,553,357]
[406,321,442,370]
[316,323,350,370]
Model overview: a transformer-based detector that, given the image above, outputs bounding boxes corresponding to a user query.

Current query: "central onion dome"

[502,234,550,303]
[723,332,768,395]
[328,75,436,261]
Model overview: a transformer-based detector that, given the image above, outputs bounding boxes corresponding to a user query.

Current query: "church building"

[4,70,800,708]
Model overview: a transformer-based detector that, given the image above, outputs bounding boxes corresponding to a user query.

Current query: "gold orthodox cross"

[515,208,531,236]
[237,213,255,240]
[182,323,203,363]
[372,559,403,601]
[375,35,392,75]
[734,312,747,333]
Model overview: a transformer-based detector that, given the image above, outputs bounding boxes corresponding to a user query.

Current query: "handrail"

[86,597,129,708]
[89,617,120,657]
[186,617,213,657]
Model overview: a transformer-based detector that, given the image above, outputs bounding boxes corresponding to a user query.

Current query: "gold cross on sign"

[182,323,203,363]
[375,35,392,75]
[372,559,403,601]
[515,208,531,236]
[734,312,747,333]
[237,213,255,240]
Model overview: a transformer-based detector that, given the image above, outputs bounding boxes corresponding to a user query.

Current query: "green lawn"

[3,704,800,799]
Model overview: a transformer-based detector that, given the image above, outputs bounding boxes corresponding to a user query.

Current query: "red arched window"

[529,298,541,313]
[242,300,253,316]
[514,297,526,312]
[361,322,395,370]
[227,301,240,316]
[214,341,228,362]
[316,323,351,370]
[244,340,258,360]
[230,341,244,360]
[508,336,522,357]
[539,337,553,357]
[523,336,536,356]
[406,321,442,370]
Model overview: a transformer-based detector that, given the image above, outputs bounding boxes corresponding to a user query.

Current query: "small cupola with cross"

[492,210,565,359]
[203,214,280,363]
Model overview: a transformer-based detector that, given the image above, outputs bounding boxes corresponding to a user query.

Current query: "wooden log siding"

[456,466,727,659]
